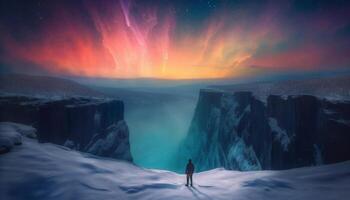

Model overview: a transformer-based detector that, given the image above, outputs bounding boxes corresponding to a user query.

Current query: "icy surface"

[268,118,291,151]
[85,120,132,161]
[0,122,36,153]
[227,138,262,171]
[184,93,260,171]
[1,127,350,199]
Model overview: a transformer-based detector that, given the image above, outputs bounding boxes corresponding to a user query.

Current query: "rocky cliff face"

[181,89,350,171]
[0,95,132,161]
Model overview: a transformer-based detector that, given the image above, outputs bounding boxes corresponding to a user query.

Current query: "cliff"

[181,89,350,171]
[0,95,132,161]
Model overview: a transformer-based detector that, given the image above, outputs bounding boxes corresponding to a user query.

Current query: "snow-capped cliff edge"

[0,96,132,162]
[180,89,350,171]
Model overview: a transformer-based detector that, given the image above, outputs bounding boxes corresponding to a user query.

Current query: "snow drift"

[0,122,36,153]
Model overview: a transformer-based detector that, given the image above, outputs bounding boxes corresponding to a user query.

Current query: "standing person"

[185,159,195,186]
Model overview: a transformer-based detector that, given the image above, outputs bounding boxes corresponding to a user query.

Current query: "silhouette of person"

[185,159,195,186]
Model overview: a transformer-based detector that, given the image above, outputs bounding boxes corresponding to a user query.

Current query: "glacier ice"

[268,118,291,151]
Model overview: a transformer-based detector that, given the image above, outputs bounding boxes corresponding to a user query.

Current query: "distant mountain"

[211,74,350,101]
[0,74,104,97]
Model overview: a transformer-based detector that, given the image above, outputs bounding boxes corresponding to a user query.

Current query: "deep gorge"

[1,89,350,173]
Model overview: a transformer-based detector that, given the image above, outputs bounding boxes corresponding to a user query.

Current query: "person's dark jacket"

[186,162,195,174]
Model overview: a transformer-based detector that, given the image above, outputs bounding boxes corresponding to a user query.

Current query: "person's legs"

[190,174,193,186]
[186,174,189,186]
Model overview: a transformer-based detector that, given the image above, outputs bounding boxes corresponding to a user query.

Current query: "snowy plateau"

[1,122,350,200]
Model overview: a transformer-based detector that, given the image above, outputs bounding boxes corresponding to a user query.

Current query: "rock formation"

[0,95,132,161]
[181,89,350,171]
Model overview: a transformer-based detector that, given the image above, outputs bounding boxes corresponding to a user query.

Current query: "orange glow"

[2,1,332,79]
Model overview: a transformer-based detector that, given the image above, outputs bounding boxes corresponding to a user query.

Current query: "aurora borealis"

[1,0,350,79]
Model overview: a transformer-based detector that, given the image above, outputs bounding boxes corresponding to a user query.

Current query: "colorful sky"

[0,0,349,79]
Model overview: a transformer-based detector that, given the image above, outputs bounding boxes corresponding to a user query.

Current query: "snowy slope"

[1,123,350,200]
[0,122,37,153]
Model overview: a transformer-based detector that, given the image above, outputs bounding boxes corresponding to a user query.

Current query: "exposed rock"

[181,89,350,171]
[0,96,133,161]
[85,120,132,161]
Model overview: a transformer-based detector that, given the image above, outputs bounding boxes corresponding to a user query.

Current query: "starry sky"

[0,0,349,79]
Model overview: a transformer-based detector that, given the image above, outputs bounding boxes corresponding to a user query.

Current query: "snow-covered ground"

[1,123,350,200]
[0,122,37,153]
